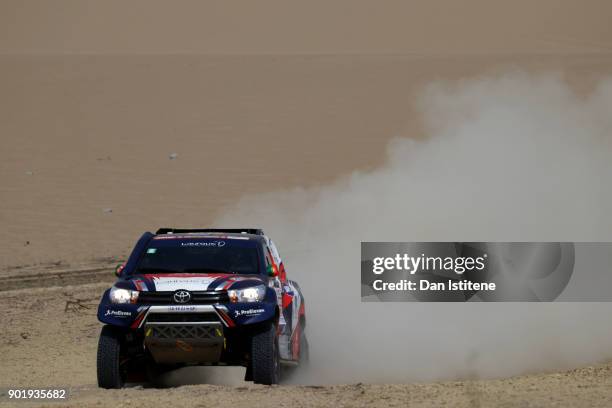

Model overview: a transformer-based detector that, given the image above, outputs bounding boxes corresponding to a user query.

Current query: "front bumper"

[97,289,277,329]
[98,301,277,365]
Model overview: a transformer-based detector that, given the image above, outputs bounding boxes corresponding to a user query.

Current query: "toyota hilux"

[96,228,308,388]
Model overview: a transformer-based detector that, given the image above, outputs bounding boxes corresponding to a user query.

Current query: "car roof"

[153,230,267,243]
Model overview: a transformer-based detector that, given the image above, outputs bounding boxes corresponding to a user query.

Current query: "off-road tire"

[251,323,280,385]
[97,325,127,389]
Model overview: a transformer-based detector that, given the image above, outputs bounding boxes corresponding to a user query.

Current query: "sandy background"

[2,280,612,407]
[1,0,612,270]
[2,54,612,271]
[1,1,612,406]
[1,0,611,54]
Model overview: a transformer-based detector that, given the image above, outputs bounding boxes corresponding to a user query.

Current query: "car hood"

[121,273,265,292]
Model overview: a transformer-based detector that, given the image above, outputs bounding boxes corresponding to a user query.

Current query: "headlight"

[109,286,139,304]
[228,284,266,303]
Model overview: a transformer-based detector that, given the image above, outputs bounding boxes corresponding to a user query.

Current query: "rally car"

[96,228,308,388]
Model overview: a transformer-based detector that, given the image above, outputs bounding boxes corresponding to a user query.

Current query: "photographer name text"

[371,253,496,292]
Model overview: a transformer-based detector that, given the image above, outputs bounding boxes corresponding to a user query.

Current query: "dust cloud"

[215,73,612,383]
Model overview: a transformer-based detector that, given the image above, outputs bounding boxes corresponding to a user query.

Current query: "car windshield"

[134,237,260,275]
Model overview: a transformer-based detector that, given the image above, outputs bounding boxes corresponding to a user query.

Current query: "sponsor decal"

[234,308,265,318]
[180,241,226,247]
[152,276,219,291]
[105,309,132,318]
[168,305,197,312]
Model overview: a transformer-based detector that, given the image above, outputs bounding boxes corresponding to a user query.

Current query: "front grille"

[148,324,222,340]
[137,291,229,304]
[145,313,220,323]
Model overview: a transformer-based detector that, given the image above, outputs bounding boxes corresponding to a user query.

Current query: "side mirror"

[114,263,125,277]
[266,264,278,277]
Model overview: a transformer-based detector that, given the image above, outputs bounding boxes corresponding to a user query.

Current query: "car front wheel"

[97,325,127,389]
[251,323,280,385]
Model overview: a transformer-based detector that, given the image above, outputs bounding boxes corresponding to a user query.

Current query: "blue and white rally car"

[97,228,308,388]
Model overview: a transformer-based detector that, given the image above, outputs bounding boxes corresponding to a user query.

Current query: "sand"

[1,0,612,54]
[2,266,612,408]
[2,1,612,406]
[2,54,612,271]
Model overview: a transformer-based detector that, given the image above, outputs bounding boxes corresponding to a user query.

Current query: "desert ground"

[2,265,612,408]
[2,1,612,406]
[2,53,612,271]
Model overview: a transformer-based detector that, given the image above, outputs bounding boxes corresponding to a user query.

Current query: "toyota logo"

[173,290,192,304]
